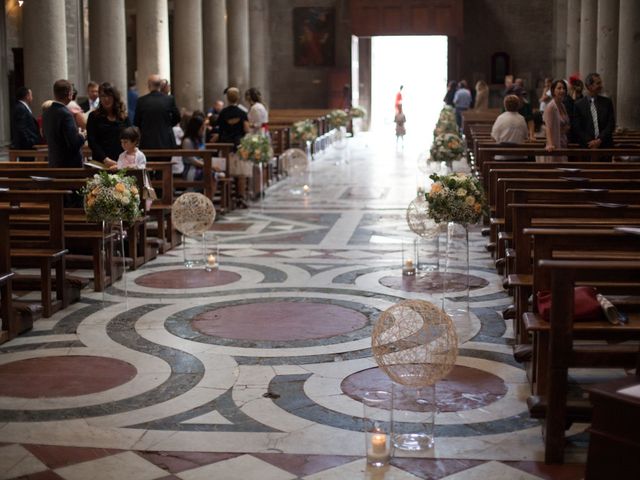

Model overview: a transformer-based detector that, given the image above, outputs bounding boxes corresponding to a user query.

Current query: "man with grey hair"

[133,74,181,156]
[573,72,615,149]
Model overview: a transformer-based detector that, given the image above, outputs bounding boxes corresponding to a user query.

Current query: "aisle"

[0,134,586,479]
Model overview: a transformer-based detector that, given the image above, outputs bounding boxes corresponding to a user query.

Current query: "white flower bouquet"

[83,171,141,222]
[292,119,318,144]
[237,133,273,164]
[349,105,367,119]
[425,172,485,225]
[328,109,349,128]
[430,132,465,163]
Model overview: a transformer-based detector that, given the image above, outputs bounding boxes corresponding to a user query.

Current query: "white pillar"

[566,0,581,78]
[616,0,640,129]
[596,0,619,100]
[227,0,250,95]
[65,0,87,91]
[249,0,269,102]
[136,0,170,95]
[89,0,127,94]
[173,0,204,112]
[23,0,68,108]
[579,0,597,77]
[203,0,228,110]
[553,0,567,80]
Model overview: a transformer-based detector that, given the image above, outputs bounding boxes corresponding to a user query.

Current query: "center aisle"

[0,133,586,479]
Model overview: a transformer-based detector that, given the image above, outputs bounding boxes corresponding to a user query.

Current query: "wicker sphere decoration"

[171,193,216,236]
[372,300,458,387]
[281,148,309,175]
[406,196,440,239]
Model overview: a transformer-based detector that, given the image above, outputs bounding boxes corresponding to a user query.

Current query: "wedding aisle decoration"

[291,119,318,145]
[83,171,141,222]
[425,172,484,225]
[434,106,459,136]
[171,193,216,268]
[328,109,349,129]
[349,105,367,119]
[238,133,273,164]
[429,132,465,165]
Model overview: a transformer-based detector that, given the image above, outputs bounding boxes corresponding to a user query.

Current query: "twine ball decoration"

[406,196,440,239]
[281,148,309,175]
[171,193,216,236]
[372,300,458,387]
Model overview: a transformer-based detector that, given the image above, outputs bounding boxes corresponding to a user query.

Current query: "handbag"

[536,286,603,322]
[142,170,157,201]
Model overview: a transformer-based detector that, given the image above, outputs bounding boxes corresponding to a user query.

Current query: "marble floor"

[0,134,587,479]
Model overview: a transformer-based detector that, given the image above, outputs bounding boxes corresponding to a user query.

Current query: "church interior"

[0,1,639,479]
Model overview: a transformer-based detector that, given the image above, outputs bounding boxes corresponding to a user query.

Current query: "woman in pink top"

[541,79,570,162]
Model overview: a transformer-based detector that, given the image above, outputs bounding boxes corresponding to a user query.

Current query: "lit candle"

[207,254,217,267]
[405,259,413,268]
[303,184,310,193]
[370,433,387,455]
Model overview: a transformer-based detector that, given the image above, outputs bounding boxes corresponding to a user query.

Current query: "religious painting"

[293,7,335,67]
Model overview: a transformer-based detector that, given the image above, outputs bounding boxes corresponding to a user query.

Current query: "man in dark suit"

[79,81,100,112]
[573,72,615,149]
[11,86,40,153]
[133,74,181,159]
[42,79,86,168]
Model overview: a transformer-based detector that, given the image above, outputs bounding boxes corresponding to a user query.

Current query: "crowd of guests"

[445,71,615,162]
[10,75,270,192]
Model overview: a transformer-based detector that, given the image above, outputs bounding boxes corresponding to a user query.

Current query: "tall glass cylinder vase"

[183,233,205,268]
[305,140,313,162]
[392,383,436,451]
[443,221,469,324]
[101,220,128,303]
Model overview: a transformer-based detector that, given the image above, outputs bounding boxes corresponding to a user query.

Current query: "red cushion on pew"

[536,286,603,322]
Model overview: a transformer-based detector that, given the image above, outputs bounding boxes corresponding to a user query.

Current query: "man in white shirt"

[80,81,99,112]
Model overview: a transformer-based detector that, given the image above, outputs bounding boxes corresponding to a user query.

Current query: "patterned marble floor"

[0,134,586,479]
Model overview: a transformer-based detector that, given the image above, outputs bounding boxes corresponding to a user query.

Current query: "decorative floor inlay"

[341,366,507,412]
[191,301,369,341]
[379,272,489,293]
[134,268,241,288]
[0,356,137,398]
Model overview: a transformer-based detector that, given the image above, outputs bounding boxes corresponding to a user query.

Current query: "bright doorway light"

[371,36,448,152]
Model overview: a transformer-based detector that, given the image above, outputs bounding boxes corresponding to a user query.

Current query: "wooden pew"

[0,205,16,342]
[536,259,640,463]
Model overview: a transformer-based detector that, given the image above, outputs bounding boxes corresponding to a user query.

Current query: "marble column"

[227,0,250,96]
[203,0,228,110]
[0,0,9,147]
[616,0,640,129]
[579,0,597,76]
[249,0,269,103]
[136,0,170,95]
[596,0,619,100]
[553,0,567,80]
[566,0,580,78]
[23,0,68,108]
[89,0,127,94]
[173,0,204,112]
[65,0,87,92]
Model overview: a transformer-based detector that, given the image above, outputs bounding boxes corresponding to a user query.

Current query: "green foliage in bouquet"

[292,119,318,143]
[430,132,465,163]
[328,109,349,128]
[349,105,367,119]
[238,133,273,164]
[82,171,141,222]
[425,172,485,225]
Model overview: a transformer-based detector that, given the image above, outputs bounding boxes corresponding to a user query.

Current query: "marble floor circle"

[134,268,241,289]
[0,356,137,398]
[379,272,489,293]
[191,301,369,341]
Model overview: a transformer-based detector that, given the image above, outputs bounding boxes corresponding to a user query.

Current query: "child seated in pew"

[105,126,154,211]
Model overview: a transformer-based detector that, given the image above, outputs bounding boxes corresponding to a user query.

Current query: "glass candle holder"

[402,239,417,276]
[392,382,435,451]
[183,233,206,268]
[362,390,393,467]
[204,232,220,272]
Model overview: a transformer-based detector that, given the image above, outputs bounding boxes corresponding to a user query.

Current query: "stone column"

[23,0,68,108]
[616,0,640,129]
[553,0,567,80]
[0,0,9,147]
[596,0,619,100]
[136,0,170,95]
[227,0,250,95]
[65,0,87,91]
[249,0,269,102]
[173,0,204,112]
[89,0,127,94]
[579,0,597,76]
[566,0,580,77]
[203,0,228,110]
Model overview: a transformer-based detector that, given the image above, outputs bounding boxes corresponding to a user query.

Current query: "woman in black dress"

[87,82,131,166]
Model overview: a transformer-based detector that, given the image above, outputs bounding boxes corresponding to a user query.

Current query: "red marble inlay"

[138,451,240,474]
[12,471,65,480]
[341,366,507,412]
[25,444,124,470]
[379,272,488,293]
[191,302,368,341]
[135,269,241,289]
[0,356,137,398]
[390,458,485,479]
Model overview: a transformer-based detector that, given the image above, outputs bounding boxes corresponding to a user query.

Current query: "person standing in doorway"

[395,85,403,114]
[394,103,406,149]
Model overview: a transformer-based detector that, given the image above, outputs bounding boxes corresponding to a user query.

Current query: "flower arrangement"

[83,171,141,222]
[430,132,465,163]
[328,109,349,128]
[433,120,459,137]
[238,133,273,164]
[292,119,318,144]
[439,105,456,123]
[425,172,485,225]
[349,105,367,119]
